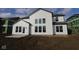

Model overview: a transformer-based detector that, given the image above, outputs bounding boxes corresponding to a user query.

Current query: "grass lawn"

[0,34,79,50]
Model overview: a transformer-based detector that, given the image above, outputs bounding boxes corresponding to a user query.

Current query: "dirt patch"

[0,35,79,50]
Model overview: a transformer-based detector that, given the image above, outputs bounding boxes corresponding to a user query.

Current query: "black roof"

[0,17,20,25]
[53,14,65,16]
[13,8,65,25]
[28,8,53,16]
[20,17,29,19]
[13,18,32,25]
[23,20,32,25]
[22,8,65,19]
[22,8,54,19]
[53,22,67,25]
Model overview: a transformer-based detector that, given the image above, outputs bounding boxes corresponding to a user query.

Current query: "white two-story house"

[12,8,68,35]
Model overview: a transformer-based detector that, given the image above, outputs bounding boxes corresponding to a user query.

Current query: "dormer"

[53,14,65,22]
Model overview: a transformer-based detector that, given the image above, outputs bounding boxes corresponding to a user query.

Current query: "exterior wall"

[54,24,68,35]
[53,16,64,22]
[30,9,53,35]
[12,20,29,35]
[58,16,64,22]
[12,9,68,35]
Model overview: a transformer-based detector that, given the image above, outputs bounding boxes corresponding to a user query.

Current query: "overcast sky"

[0,8,79,19]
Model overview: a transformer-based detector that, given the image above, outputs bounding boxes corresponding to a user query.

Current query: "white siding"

[53,16,65,22]
[12,9,68,36]
[54,25,68,35]
[58,16,64,22]
[12,20,29,35]
[30,9,53,35]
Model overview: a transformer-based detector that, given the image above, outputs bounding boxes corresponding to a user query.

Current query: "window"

[35,26,46,33]
[56,26,63,32]
[19,27,21,32]
[71,22,72,26]
[2,27,5,32]
[39,26,42,32]
[35,26,38,32]
[35,19,38,24]
[43,26,46,32]
[73,21,75,24]
[54,17,58,21]
[16,26,18,32]
[23,27,25,33]
[35,18,46,24]
[60,26,63,32]
[43,18,46,23]
[39,19,41,24]
[56,26,59,32]
[76,20,79,25]
[56,17,58,21]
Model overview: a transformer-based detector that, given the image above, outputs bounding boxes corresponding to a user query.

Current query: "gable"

[29,10,53,19]
[28,9,53,17]
[22,8,65,20]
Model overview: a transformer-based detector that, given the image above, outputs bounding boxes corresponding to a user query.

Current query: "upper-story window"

[43,18,46,23]
[54,17,58,21]
[35,18,46,24]
[35,19,38,24]
[39,19,41,24]
[76,20,79,24]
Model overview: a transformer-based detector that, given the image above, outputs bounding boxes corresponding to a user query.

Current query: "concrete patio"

[5,34,27,38]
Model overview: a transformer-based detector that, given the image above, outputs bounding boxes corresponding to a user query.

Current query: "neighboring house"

[12,8,68,35]
[2,18,9,34]
[67,14,79,34]
[2,17,20,34]
[0,18,3,34]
